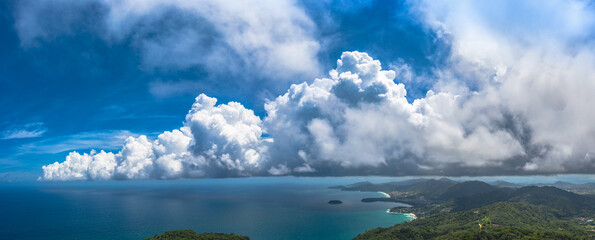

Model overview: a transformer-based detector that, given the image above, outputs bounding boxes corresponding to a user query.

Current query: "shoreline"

[377,191,416,220]
[405,213,418,220]
[385,209,417,220]
[377,191,391,198]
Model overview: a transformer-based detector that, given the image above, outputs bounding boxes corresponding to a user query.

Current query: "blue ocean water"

[0,177,412,240]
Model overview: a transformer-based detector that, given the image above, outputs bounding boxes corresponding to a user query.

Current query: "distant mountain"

[438,181,498,201]
[330,178,456,194]
[507,186,595,217]
[144,230,249,240]
[329,178,438,193]
[553,181,574,186]
[489,180,595,194]
[491,180,522,188]
[329,181,373,190]
[408,179,458,199]
[334,178,595,213]
[355,202,592,240]
[451,190,510,212]
[332,179,514,206]
[452,185,595,215]
[388,178,432,186]
[346,181,373,187]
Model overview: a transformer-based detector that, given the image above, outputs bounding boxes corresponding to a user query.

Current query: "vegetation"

[354,202,594,240]
[330,178,458,201]
[438,181,497,201]
[334,178,595,216]
[408,178,458,199]
[349,179,595,239]
[328,200,343,204]
[451,186,595,216]
[331,178,495,207]
[144,230,249,240]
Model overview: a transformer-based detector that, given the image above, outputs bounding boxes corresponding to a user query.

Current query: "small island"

[328,200,343,205]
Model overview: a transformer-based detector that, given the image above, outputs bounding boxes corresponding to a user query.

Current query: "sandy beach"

[377,191,391,198]
[385,209,418,220]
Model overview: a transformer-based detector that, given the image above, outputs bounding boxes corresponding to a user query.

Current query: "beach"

[377,191,391,198]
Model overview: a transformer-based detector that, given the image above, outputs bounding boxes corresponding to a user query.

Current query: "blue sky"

[0,0,441,180]
[2,0,595,181]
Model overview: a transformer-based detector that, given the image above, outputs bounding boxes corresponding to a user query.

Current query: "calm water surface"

[0,177,412,240]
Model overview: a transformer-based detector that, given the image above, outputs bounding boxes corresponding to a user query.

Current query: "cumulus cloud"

[41,51,530,180]
[41,0,595,180]
[15,0,321,93]
[410,0,595,173]
[263,51,528,176]
[185,94,268,177]
[42,94,269,180]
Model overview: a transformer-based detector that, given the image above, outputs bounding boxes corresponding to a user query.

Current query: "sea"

[0,177,414,240]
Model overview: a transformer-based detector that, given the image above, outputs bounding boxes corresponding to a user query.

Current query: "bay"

[0,177,412,240]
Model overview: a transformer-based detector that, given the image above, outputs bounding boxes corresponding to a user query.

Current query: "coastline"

[373,191,417,221]
[377,191,391,198]
[385,209,417,220]
[405,213,418,220]
[377,191,416,220]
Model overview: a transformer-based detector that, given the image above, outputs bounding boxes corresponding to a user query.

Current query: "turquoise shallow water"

[0,177,411,240]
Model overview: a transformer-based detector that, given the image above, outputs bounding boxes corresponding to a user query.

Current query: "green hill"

[366,186,595,239]
[355,202,593,240]
[451,190,510,212]
[330,178,458,200]
[409,179,458,199]
[439,181,498,201]
[507,186,595,217]
[452,186,595,215]
[144,230,249,240]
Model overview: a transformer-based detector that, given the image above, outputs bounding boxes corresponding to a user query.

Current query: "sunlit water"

[0,177,413,240]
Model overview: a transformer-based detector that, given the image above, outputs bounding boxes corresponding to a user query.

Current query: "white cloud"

[87,150,117,180]
[185,94,268,177]
[114,135,155,179]
[41,150,116,181]
[409,0,595,172]
[264,51,525,175]
[40,0,595,179]
[19,130,136,154]
[41,50,536,180]
[1,122,46,140]
[268,164,290,175]
[41,94,268,180]
[15,0,321,91]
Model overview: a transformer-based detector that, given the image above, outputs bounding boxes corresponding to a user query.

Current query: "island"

[328,200,343,204]
[144,230,249,240]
